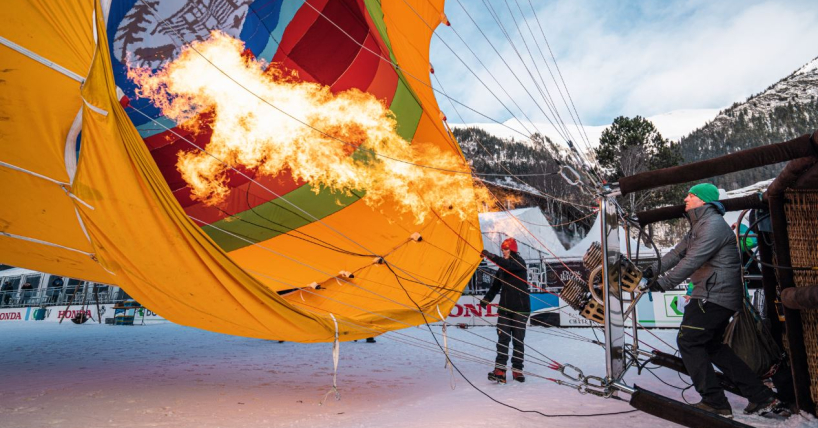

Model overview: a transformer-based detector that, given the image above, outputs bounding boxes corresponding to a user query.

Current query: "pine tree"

[594,116,684,214]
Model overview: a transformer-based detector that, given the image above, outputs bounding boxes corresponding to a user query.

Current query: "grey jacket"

[652,203,743,311]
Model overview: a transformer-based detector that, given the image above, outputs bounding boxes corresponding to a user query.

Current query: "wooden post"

[58,282,82,325]
[93,284,102,324]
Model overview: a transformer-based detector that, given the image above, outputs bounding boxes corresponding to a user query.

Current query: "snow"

[725,179,775,198]
[2,322,813,427]
[452,108,721,148]
[646,109,722,142]
[795,57,818,76]
[481,176,545,198]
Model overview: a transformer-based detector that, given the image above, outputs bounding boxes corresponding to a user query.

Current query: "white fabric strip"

[73,206,93,246]
[101,0,113,23]
[65,107,82,184]
[0,232,93,256]
[82,97,108,117]
[437,305,456,389]
[320,313,341,405]
[63,189,95,211]
[0,35,84,82]
[437,305,450,368]
[0,160,69,186]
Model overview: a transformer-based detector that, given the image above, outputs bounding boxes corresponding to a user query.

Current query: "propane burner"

[582,241,603,270]
[569,241,647,325]
[560,276,589,312]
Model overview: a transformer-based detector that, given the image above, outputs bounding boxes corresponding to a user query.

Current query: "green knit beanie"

[689,183,719,203]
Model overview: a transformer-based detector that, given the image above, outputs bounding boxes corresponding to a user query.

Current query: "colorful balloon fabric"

[0,0,482,342]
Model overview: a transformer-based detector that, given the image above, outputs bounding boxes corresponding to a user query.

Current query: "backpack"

[723,299,783,378]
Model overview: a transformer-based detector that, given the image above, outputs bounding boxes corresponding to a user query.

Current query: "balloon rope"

[320,313,341,405]
[437,305,457,389]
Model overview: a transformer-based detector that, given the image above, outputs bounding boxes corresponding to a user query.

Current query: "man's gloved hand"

[642,266,654,279]
[639,277,664,293]
[648,281,664,293]
[479,299,490,309]
[481,250,493,259]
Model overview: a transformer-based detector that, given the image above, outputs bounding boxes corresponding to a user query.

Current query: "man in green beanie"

[644,183,779,417]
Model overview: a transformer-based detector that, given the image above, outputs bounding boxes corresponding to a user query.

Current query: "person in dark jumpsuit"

[480,238,530,383]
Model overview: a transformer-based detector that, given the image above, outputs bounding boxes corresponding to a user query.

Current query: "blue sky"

[429,0,818,127]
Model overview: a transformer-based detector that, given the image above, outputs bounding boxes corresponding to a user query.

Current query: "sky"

[429,0,818,128]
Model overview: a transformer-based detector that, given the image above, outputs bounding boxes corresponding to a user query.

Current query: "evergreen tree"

[595,116,684,214]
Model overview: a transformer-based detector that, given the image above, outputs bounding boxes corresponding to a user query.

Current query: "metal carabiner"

[583,375,607,388]
[581,375,613,398]
[558,363,585,382]
[559,165,582,186]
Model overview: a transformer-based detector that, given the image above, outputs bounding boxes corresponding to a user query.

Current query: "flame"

[128,31,488,223]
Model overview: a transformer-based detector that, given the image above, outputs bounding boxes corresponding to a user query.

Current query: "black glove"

[481,250,493,259]
[648,281,664,293]
[642,266,654,279]
[479,299,489,309]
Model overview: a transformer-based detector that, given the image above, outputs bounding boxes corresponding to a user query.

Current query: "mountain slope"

[452,108,719,148]
[678,57,818,190]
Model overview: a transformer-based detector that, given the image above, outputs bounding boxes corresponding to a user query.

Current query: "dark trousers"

[495,311,528,371]
[678,299,772,405]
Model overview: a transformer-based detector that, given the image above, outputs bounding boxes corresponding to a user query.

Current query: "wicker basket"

[784,190,818,408]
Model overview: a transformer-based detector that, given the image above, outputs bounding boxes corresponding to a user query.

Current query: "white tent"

[479,208,659,263]
[479,207,570,262]
[566,214,659,260]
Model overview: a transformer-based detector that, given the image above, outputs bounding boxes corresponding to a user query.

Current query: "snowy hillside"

[678,57,818,190]
[452,108,720,147]
[711,56,818,123]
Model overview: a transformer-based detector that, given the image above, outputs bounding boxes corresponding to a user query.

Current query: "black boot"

[743,396,782,416]
[488,368,506,383]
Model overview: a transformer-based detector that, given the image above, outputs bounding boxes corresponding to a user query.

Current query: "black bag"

[723,300,782,378]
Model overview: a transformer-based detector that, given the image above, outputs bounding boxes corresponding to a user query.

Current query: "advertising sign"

[0,304,166,323]
[634,290,686,328]
[442,293,560,327]
[557,298,596,327]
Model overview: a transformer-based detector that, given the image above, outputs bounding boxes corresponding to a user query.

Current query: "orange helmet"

[501,238,518,252]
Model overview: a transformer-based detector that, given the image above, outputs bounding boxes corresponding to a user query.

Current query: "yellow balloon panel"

[0,0,483,343]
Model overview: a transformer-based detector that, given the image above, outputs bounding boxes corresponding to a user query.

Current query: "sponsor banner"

[557,298,597,327]
[444,295,500,326]
[0,304,166,323]
[555,291,685,329]
[557,295,681,329]
[0,308,27,321]
[442,293,560,327]
[635,290,686,328]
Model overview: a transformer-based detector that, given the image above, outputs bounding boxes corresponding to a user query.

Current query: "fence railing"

[0,287,129,309]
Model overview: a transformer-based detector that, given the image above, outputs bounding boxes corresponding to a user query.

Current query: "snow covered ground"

[0,322,814,428]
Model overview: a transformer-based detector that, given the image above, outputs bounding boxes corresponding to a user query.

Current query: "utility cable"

[483,0,579,147]
[511,0,592,151]
[381,261,637,418]
[525,0,597,162]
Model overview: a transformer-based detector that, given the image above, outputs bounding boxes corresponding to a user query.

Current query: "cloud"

[430,0,818,127]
